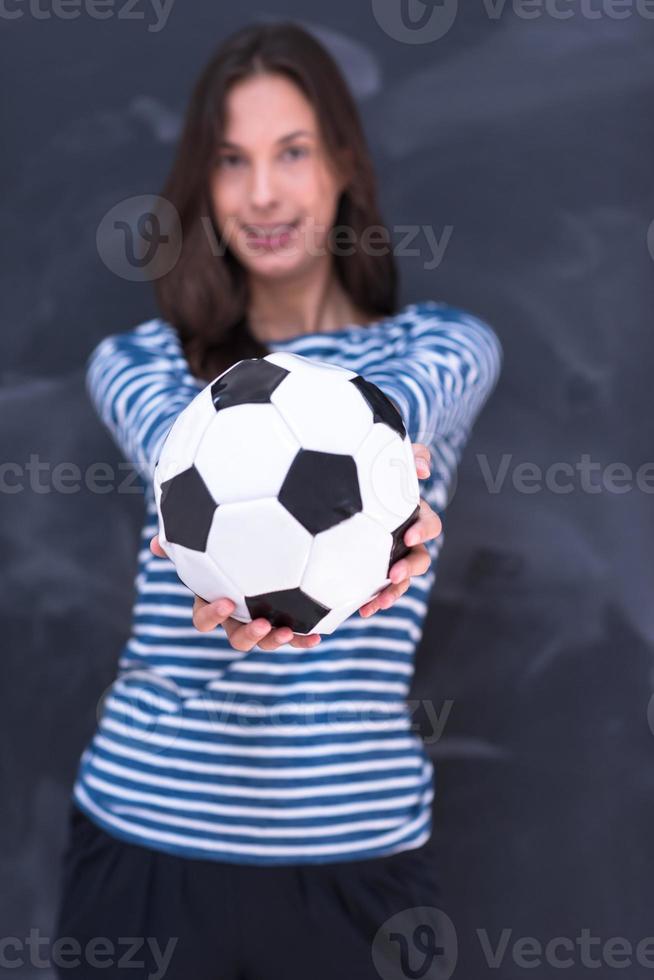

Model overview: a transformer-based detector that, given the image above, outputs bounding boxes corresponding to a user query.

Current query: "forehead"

[222,74,318,144]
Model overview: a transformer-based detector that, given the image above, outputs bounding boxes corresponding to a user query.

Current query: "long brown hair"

[152,21,398,382]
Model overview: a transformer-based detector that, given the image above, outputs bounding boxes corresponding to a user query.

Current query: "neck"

[246,260,372,342]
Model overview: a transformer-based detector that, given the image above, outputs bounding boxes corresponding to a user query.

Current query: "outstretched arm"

[85,320,200,483]
[361,301,503,448]
[358,302,503,616]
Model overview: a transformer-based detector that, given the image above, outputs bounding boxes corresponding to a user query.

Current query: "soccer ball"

[153,352,420,635]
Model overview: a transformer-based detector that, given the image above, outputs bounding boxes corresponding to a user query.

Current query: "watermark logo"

[96,194,181,281]
[96,670,184,752]
[371,0,459,43]
[372,905,457,979]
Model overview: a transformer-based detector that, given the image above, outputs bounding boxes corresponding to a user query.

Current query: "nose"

[249,160,278,211]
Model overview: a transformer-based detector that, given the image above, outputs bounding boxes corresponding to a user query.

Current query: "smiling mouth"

[244,220,300,236]
[243,221,301,250]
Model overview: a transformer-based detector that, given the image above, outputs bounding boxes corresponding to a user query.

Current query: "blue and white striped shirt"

[72,300,503,865]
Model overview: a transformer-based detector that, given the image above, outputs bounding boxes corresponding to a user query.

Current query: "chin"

[242,251,311,279]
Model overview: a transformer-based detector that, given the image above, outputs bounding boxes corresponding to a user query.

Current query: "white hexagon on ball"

[207,498,313,598]
[355,425,420,532]
[301,512,392,610]
[195,403,300,504]
[154,384,215,485]
[271,372,373,455]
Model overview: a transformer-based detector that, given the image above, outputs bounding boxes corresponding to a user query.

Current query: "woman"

[53,21,503,980]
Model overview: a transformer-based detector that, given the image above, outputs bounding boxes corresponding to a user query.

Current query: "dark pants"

[52,802,442,979]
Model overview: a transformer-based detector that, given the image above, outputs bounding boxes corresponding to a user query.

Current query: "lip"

[244,220,300,249]
[244,220,299,234]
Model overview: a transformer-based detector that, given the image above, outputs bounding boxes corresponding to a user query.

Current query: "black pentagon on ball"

[160,466,216,551]
[349,375,406,439]
[278,449,362,535]
[387,504,421,574]
[211,358,289,412]
[246,588,330,635]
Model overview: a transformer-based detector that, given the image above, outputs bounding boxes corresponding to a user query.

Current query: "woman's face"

[209,72,348,281]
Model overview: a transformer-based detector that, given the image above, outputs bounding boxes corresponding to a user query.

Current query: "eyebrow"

[218,129,314,150]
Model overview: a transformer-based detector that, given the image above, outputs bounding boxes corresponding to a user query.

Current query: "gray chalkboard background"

[3,2,654,977]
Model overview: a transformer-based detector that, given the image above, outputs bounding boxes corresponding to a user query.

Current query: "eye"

[217,153,243,169]
[282,145,308,161]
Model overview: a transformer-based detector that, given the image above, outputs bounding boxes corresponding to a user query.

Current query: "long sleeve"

[85,319,201,484]
[362,301,503,447]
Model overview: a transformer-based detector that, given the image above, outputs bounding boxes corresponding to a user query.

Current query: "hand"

[357,442,443,619]
[149,535,322,652]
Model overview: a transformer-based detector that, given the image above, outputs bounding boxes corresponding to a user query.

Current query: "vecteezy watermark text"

[3,453,654,497]
[0,929,177,978]
[372,914,654,979]
[477,453,654,495]
[96,675,455,754]
[0,0,175,31]
[0,456,144,494]
[371,0,654,45]
[95,194,454,281]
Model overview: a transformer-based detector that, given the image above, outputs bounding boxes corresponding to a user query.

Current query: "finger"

[192,595,235,632]
[390,543,428,582]
[358,583,391,617]
[289,633,322,648]
[403,504,442,549]
[258,630,321,650]
[149,534,169,559]
[411,443,431,478]
[411,442,430,463]
[376,576,412,610]
[256,626,296,651]
[222,617,274,652]
[360,577,411,617]
[390,544,431,583]
[358,598,377,618]
[252,625,321,649]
